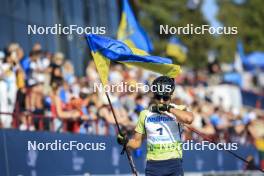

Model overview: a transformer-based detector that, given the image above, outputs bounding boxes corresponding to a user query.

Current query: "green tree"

[135,0,214,68]
[217,0,264,62]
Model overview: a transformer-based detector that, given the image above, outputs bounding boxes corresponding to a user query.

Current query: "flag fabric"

[117,0,153,52]
[166,37,187,63]
[86,34,181,85]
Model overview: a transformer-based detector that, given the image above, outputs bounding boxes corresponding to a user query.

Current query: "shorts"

[146,158,184,176]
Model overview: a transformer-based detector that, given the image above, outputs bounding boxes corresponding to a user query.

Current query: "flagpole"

[105,92,138,176]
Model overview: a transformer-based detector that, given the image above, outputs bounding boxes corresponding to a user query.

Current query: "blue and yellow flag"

[117,0,153,52]
[166,37,187,63]
[86,34,181,85]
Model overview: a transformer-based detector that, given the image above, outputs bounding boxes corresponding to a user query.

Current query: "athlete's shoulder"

[135,109,151,134]
[139,109,151,119]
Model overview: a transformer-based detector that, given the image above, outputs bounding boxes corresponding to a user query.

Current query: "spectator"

[0,42,263,165]
[63,61,76,85]
[50,81,81,132]
[210,107,229,130]
[0,48,18,128]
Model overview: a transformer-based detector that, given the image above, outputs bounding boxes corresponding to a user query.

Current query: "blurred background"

[0,0,263,175]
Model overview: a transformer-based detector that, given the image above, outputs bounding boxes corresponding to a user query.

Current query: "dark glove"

[152,104,173,113]
[117,133,128,146]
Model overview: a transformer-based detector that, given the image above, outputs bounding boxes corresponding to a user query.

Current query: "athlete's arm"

[127,132,144,149]
[126,109,147,149]
[169,107,194,124]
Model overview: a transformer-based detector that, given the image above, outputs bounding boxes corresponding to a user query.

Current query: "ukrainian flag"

[166,37,187,63]
[117,0,153,52]
[86,34,181,85]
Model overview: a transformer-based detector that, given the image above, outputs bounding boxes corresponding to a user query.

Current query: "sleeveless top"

[135,104,187,161]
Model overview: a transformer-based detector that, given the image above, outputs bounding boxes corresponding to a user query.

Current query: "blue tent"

[243,51,264,70]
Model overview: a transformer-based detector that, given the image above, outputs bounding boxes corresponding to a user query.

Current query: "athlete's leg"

[167,159,184,176]
[145,161,159,176]
[145,160,166,176]
[168,167,184,176]
[146,159,184,176]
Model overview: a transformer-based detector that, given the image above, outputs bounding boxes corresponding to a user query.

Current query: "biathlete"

[118,76,194,176]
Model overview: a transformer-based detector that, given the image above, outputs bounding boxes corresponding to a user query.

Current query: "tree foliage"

[217,0,264,62]
[136,0,214,68]
[132,0,264,67]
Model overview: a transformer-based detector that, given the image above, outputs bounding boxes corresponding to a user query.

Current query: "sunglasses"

[154,95,171,101]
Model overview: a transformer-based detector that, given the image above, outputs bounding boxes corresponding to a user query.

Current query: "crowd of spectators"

[0,42,263,147]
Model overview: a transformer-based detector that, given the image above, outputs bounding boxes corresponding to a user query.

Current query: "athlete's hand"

[152,104,173,113]
[117,133,128,146]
